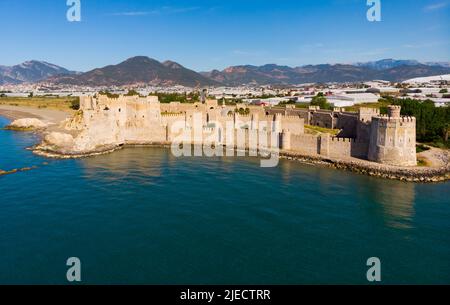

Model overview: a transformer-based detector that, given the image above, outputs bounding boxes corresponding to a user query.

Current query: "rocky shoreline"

[280,151,450,183]
[2,113,449,183]
[30,140,450,183]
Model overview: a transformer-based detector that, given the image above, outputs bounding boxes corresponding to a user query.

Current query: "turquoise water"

[0,116,449,284]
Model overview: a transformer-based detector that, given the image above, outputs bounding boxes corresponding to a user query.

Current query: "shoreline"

[33,141,450,183]
[1,106,449,183]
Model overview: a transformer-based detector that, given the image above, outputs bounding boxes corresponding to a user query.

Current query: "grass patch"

[0,96,79,111]
[416,144,431,153]
[423,140,450,150]
[344,101,391,112]
[3,126,36,131]
[305,124,340,136]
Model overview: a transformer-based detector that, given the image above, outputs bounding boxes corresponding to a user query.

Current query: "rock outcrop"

[6,118,48,130]
[44,132,75,149]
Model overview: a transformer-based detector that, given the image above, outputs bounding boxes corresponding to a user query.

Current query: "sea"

[0,116,449,284]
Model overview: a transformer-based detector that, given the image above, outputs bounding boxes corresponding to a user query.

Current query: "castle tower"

[358,107,380,123]
[368,106,417,166]
[388,105,401,118]
[273,113,282,132]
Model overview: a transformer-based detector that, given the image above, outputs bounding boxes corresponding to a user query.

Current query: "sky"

[0,0,449,72]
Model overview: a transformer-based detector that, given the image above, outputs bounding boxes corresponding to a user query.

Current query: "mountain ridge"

[202,59,450,85]
[1,57,450,86]
[0,60,77,85]
[47,56,219,87]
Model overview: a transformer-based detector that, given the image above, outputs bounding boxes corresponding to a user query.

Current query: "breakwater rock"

[281,151,450,183]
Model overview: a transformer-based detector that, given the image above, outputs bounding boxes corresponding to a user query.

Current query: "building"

[326,93,380,107]
[43,94,417,167]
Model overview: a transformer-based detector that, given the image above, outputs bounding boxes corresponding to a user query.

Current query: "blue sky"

[0,0,448,72]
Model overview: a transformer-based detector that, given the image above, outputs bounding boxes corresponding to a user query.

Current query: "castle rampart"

[59,96,417,167]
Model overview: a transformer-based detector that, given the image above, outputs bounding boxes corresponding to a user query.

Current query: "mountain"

[49,56,219,87]
[355,59,420,70]
[203,62,450,85]
[3,57,450,87]
[201,64,301,86]
[376,64,450,82]
[424,61,450,68]
[0,60,76,85]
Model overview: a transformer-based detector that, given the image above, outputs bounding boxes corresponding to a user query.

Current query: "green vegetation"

[223,98,243,105]
[310,92,333,110]
[380,96,450,148]
[417,157,430,167]
[439,89,448,94]
[235,107,250,115]
[150,92,200,103]
[3,126,35,131]
[98,91,120,98]
[344,100,391,112]
[305,124,340,136]
[124,89,140,96]
[0,96,79,111]
[70,98,80,110]
[278,100,296,106]
[416,144,431,153]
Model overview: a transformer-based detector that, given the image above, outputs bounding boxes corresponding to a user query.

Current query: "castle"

[54,94,416,166]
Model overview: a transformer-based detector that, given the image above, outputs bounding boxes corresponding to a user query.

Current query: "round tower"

[368,106,417,166]
[387,105,401,118]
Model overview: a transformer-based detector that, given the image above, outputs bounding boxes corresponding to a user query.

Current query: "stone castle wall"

[368,115,417,166]
[65,96,417,166]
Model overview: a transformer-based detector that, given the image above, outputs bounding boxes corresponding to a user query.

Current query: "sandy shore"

[0,105,72,124]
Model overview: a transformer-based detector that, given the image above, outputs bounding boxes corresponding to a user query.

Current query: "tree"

[310,93,332,110]
[382,96,450,147]
[125,90,139,96]
[439,89,448,94]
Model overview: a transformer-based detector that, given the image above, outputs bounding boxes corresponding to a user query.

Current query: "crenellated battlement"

[377,115,416,123]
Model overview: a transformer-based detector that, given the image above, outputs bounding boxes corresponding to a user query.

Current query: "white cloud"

[424,1,449,11]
